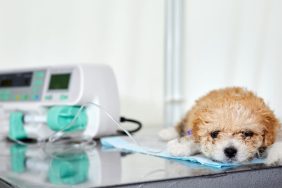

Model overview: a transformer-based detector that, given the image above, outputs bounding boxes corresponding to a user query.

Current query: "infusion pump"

[0,64,120,140]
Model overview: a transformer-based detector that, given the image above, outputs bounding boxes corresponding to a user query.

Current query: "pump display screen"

[48,73,71,90]
[0,72,32,88]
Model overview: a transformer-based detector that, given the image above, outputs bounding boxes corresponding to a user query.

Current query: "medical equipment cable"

[118,117,142,134]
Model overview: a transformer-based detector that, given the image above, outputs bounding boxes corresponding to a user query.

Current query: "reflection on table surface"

[0,129,276,188]
[0,140,122,188]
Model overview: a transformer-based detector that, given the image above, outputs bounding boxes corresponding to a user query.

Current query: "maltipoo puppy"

[159,87,281,164]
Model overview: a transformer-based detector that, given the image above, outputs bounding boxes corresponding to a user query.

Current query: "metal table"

[0,128,281,188]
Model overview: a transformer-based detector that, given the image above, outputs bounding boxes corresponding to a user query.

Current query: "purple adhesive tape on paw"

[187,129,192,136]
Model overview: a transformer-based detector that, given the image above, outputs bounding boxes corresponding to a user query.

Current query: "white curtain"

[182,0,282,118]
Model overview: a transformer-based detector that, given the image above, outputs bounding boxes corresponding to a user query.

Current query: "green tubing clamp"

[47,106,88,133]
[9,112,27,140]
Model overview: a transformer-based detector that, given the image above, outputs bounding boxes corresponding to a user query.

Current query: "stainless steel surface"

[0,128,281,188]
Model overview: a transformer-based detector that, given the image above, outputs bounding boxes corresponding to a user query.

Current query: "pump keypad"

[0,70,46,102]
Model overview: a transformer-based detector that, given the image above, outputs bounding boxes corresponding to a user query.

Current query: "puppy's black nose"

[224,147,237,158]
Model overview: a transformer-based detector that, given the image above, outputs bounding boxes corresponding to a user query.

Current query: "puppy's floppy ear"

[261,112,280,147]
[191,109,209,143]
[191,117,202,143]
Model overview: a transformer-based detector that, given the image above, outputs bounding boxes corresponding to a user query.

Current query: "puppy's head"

[191,90,279,163]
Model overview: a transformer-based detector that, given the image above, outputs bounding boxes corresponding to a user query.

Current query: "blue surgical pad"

[100,137,264,169]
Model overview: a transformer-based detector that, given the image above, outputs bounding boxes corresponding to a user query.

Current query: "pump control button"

[15,95,20,101]
[35,71,45,77]
[60,95,68,100]
[32,95,40,101]
[45,95,53,100]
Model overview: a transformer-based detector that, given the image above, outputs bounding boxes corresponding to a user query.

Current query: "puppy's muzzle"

[224,147,237,158]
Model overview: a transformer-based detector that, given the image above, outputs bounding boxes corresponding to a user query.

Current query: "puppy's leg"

[265,141,282,165]
[167,137,200,157]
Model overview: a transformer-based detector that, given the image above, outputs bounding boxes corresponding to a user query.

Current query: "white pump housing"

[0,64,120,140]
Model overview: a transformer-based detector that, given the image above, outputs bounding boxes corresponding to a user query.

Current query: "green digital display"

[48,73,71,90]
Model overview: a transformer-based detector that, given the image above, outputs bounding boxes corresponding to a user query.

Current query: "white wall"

[183,0,282,118]
[0,0,165,126]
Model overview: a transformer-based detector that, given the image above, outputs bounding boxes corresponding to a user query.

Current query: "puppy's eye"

[210,130,220,139]
[242,130,254,138]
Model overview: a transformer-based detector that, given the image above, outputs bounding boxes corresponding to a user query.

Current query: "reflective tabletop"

[0,128,281,188]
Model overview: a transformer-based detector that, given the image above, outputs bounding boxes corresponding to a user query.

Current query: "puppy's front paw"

[158,127,179,141]
[265,142,282,165]
[167,138,198,157]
